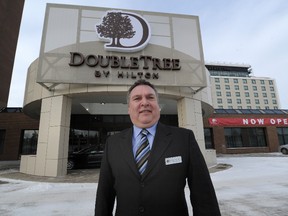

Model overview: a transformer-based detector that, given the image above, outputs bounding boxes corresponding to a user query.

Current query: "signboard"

[209,117,288,126]
[36,4,206,88]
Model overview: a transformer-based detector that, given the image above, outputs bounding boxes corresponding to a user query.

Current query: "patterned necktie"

[135,129,150,175]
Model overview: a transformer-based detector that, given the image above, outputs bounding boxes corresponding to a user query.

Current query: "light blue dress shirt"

[132,123,157,157]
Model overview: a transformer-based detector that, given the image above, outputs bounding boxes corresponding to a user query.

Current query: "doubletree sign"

[69,10,181,80]
[96,11,151,52]
[37,5,206,87]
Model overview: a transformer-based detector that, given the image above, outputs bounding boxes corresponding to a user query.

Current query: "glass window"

[225,128,242,148]
[233,79,238,83]
[227,99,232,104]
[228,106,233,109]
[269,80,273,85]
[245,92,250,97]
[252,79,256,84]
[270,87,274,91]
[271,93,276,98]
[273,99,277,104]
[255,99,260,104]
[264,99,269,104]
[263,93,267,97]
[21,130,38,155]
[216,91,221,96]
[237,106,242,109]
[277,128,288,145]
[260,80,265,84]
[235,92,240,97]
[237,99,241,104]
[242,79,247,84]
[217,98,223,104]
[225,85,230,90]
[244,85,248,90]
[261,86,266,91]
[224,78,229,83]
[215,78,220,83]
[253,86,257,91]
[0,130,5,154]
[254,92,258,97]
[204,128,214,149]
[246,99,251,104]
[216,84,221,90]
[226,92,231,97]
[225,127,267,148]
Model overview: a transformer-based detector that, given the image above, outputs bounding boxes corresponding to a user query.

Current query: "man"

[95,80,221,216]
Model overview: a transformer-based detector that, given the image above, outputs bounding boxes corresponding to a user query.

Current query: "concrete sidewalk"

[0,160,229,183]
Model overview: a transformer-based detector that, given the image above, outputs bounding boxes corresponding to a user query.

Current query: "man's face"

[128,85,160,128]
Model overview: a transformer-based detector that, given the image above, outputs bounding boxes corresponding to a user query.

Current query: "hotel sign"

[37,4,206,87]
[209,118,288,126]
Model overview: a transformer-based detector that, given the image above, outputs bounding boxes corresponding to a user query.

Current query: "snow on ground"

[1,155,288,216]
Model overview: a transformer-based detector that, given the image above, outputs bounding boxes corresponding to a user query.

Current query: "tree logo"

[96,11,151,52]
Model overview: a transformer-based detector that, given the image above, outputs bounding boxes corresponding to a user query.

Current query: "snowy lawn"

[1,155,287,216]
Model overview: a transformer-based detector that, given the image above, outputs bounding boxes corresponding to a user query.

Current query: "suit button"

[139,206,145,213]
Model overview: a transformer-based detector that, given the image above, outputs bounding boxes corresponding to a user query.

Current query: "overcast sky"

[9,0,288,108]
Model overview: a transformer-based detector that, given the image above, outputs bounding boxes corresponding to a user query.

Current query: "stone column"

[177,97,217,166]
[34,95,71,177]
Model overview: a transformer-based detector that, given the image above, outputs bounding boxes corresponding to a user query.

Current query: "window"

[217,98,223,104]
[235,92,240,97]
[273,99,277,104]
[264,99,269,104]
[225,85,230,90]
[226,92,231,97]
[21,130,38,155]
[234,85,239,90]
[215,78,220,83]
[260,80,265,84]
[225,128,242,148]
[245,92,250,97]
[271,93,276,98]
[216,91,222,96]
[253,86,257,91]
[204,128,214,149]
[277,128,288,145]
[255,99,260,104]
[216,84,221,90]
[270,87,275,91]
[252,79,256,84]
[254,92,259,97]
[233,79,238,83]
[228,106,233,109]
[224,78,229,83]
[227,99,232,104]
[263,93,267,97]
[247,106,252,109]
[242,79,247,84]
[225,127,267,148]
[244,85,248,90]
[261,86,266,91]
[237,99,241,104]
[246,99,251,104]
[237,106,242,109]
[0,130,6,154]
[269,80,273,85]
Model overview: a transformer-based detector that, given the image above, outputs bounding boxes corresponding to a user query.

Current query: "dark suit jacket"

[95,123,221,216]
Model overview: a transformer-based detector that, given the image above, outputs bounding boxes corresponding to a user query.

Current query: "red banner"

[209,117,288,126]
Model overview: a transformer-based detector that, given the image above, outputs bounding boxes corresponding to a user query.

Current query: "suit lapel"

[142,123,172,179]
[119,128,141,178]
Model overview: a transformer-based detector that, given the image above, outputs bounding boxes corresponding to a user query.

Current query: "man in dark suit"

[95,80,221,216]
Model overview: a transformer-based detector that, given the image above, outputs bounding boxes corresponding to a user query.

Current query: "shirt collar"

[133,122,158,138]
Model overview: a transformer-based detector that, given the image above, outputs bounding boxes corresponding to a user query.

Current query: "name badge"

[165,156,182,165]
